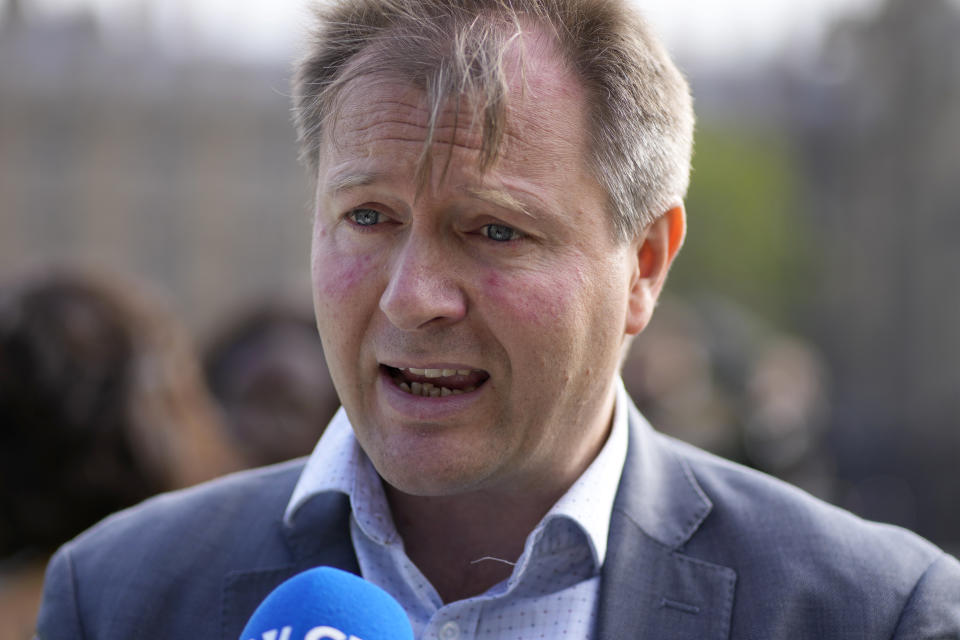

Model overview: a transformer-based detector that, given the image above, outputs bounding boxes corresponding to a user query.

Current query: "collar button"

[438,620,460,640]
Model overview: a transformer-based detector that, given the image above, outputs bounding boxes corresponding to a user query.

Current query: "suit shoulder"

[662,436,960,633]
[38,460,312,637]
[668,435,945,577]
[65,458,306,566]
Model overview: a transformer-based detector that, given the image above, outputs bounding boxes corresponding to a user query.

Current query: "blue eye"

[349,208,381,226]
[482,223,520,242]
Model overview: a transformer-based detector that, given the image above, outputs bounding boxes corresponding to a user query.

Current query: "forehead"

[320,45,593,189]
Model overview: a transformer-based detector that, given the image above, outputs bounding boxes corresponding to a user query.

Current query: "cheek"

[312,237,378,302]
[480,266,577,328]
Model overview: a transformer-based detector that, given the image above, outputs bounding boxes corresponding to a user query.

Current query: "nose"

[379,234,467,331]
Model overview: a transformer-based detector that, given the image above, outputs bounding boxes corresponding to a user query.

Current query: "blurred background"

[1,0,958,631]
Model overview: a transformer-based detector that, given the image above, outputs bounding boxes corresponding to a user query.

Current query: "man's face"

[311,48,642,498]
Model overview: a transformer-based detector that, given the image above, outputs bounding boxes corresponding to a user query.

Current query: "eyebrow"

[325,171,383,196]
[464,187,536,219]
[324,171,537,220]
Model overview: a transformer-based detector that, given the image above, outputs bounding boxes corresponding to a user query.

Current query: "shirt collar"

[284,407,390,538]
[284,378,630,565]
[542,376,629,566]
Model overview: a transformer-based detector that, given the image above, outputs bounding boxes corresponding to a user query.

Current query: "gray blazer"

[36,404,960,638]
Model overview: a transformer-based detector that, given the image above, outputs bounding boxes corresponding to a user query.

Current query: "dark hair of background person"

[0,267,239,561]
[203,306,340,468]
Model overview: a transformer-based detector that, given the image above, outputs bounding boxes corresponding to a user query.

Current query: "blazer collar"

[596,403,737,640]
[221,492,360,640]
[615,403,712,548]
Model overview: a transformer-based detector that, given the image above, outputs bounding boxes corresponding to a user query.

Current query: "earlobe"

[624,205,686,336]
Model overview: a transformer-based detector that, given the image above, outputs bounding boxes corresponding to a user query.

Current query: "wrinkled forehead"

[320,36,591,182]
[327,78,484,154]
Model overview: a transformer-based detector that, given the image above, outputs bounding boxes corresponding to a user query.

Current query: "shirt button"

[438,621,460,640]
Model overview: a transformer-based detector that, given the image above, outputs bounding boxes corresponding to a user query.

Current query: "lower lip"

[377,368,487,421]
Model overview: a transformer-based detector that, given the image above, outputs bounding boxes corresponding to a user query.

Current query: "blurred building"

[0,3,313,333]
[799,0,960,547]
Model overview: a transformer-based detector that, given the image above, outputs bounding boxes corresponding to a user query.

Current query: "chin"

[375,456,496,498]
[357,420,503,497]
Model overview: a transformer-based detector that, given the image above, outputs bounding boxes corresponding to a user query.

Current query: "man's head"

[293,0,694,240]
[294,0,691,501]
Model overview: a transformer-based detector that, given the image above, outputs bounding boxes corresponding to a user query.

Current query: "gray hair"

[292,0,694,240]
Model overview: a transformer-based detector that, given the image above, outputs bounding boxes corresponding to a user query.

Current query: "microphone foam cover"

[240,567,413,640]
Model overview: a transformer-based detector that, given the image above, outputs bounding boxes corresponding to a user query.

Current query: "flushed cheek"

[312,243,378,302]
[481,266,579,328]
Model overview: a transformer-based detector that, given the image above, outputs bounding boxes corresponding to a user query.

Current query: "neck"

[383,385,618,602]
[385,484,559,603]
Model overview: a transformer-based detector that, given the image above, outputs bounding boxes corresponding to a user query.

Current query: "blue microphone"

[239,567,414,640]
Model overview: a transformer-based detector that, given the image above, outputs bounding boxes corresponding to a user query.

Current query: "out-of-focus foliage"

[671,125,811,329]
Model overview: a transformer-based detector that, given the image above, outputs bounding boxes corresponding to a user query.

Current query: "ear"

[624,205,686,336]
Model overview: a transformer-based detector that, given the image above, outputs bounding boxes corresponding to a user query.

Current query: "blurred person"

[621,296,741,460]
[0,267,238,639]
[35,0,960,638]
[203,305,340,468]
[622,295,835,498]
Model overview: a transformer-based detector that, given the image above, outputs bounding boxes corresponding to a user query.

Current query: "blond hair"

[293,0,694,239]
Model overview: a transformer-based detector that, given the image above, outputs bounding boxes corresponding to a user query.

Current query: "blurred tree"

[671,124,811,329]
[3,0,23,28]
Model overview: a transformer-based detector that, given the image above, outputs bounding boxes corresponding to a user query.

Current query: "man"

[36,0,960,638]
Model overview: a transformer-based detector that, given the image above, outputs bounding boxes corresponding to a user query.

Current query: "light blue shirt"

[285,379,630,640]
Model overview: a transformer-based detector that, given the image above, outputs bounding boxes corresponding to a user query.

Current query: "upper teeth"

[403,367,473,377]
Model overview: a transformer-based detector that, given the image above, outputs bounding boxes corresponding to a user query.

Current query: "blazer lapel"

[596,404,737,640]
[221,492,360,640]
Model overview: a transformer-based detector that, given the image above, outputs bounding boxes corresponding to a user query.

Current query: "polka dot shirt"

[285,379,630,640]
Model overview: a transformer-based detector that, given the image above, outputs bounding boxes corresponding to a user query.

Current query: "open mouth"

[382,365,490,398]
